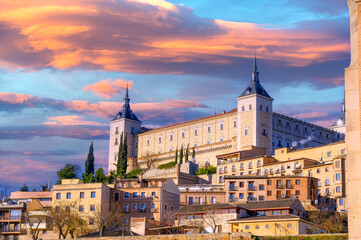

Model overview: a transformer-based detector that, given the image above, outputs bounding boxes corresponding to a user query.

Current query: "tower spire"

[252,54,259,82]
[123,82,130,108]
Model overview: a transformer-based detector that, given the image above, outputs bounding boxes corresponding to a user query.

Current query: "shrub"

[158,161,176,170]
[196,165,216,175]
[124,169,143,179]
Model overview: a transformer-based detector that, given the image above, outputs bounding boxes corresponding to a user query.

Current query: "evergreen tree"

[95,168,106,183]
[85,141,95,175]
[56,164,80,184]
[20,184,29,192]
[192,147,196,159]
[122,134,128,174]
[116,133,124,175]
[174,147,178,164]
[179,148,184,164]
[185,144,189,162]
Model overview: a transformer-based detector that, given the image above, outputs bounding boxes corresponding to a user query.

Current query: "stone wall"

[79,232,251,240]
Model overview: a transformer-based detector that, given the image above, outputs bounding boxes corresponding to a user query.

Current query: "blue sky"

[0,0,349,191]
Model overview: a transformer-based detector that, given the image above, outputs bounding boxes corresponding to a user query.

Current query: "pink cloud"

[292,112,329,119]
[43,115,107,126]
[0,0,349,73]
[83,79,134,99]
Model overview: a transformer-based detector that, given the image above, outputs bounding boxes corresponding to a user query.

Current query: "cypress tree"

[122,134,128,174]
[85,141,95,174]
[192,147,195,159]
[174,147,178,164]
[185,144,189,162]
[179,148,184,164]
[116,133,124,175]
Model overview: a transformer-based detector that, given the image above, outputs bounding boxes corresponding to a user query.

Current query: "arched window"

[158,135,162,143]
[242,106,245,111]
[245,126,249,136]
[266,106,269,112]
[170,132,173,141]
[181,130,185,139]
[260,105,263,110]
[194,128,198,136]
[249,104,252,110]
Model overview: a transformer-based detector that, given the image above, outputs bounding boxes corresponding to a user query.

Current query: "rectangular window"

[141,192,145,198]
[194,129,198,136]
[132,204,137,210]
[218,225,222,233]
[56,193,61,199]
[267,180,272,185]
[125,192,130,198]
[66,206,70,212]
[233,120,237,128]
[133,192,138,198]
[295,190,300,195]
[220,123,224,130]
[341,149,345,155]
[208,126,211,133]
[79,205,84,211]
[336,173,341,181]
[325,167,329,172]
[336,186,341,193]
[239,182,244,188]
[267,190,272,196]
[89,218,94,225]
[339,198,344,206]
[124,204,129,212]
[124,218,129,224]
[164,204,168,210]
[259,184,264,190]
[327,151,331,157]
[239,193,244,199]
[295,180,300,185]
[66,193,71,199]
[80,192,84,199]
[259,196,264,201]
[114,193,119,201]
[189,197,193,205]
[151,192,156,197]
[211,197,216,204]
[90,205,95,211]
[91,191,96,198]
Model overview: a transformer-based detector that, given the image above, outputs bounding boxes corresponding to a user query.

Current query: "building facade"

[108,59,344,171]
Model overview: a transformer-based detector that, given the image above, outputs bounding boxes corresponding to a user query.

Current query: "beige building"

[110,177,180,229]
[51,179,111,229]
[216,141,346,210]
[0,202,23,239]
[108,60,344,172]
[178,184,225,206]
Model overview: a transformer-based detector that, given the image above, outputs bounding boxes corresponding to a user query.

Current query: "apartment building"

[178,184,225,206]
[111,177,180,227]
[224,176,318,210]
[51,179,111,229]
[0,201,24,239]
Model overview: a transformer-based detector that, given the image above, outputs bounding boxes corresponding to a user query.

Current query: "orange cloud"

[83,79,133,99]
[43,115,107,126]
[0,0,349,72]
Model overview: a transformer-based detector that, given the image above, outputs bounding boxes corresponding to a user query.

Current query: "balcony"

[276,184,284,189]
[139,208,146,213]
[292,167,302,173]
[0,228,22,234]
[229,197,238,202]
[150,208,158,213]
[248,186,258,191]
[286,184,293,189]
[229,186,238,191]
[0,216,21,221]
[248,197,257,202]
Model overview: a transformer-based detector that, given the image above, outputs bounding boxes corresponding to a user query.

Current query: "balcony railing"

[0,216,21,221]
[276,184,284,189]
[229,186,238,191]
[248,186,257,191]
[248,197,257,202]
[286,184,293,189]
[139,208,146,213]
[0,228,22,234]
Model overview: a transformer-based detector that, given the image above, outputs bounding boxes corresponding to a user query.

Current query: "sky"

[0,0,350,191]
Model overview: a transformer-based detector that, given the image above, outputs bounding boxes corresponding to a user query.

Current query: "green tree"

[115,133,124,175]
[95,168,106,183]
[192,147,196,159]
[179,148,184,164]
[56,164,80,184]
[122,134,128,173]
[85,141,95,175]
[174,147,178,164]
[185,144,189,162]
[20,184,29,192]
[82,172,95,183]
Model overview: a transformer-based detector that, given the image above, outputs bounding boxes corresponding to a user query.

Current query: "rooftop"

[10,191,52,200]
[238,199,300,210]
[228,214,300,223]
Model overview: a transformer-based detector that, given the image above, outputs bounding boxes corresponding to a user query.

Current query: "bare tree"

[26,211,51,240]
[51,200,86,239]
[92,203,124,237]
[143,154,158,169]
[204,214,218,233]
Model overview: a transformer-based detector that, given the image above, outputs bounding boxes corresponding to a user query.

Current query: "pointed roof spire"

[112,82,140,122]
[252,54,259,82]
[123,82,130,108]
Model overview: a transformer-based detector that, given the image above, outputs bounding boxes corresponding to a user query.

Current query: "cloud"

[83,79,133,99]
[275,102,340,127]
[0,125,109,140]
[43,115,107,126]
[0,0,349,75]
[0,149,77,156]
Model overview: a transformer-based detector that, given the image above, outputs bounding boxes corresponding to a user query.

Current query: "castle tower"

[237,57,273,155]
[345,1,361,239]
[108,84,141,173]
[330,94,346,134]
